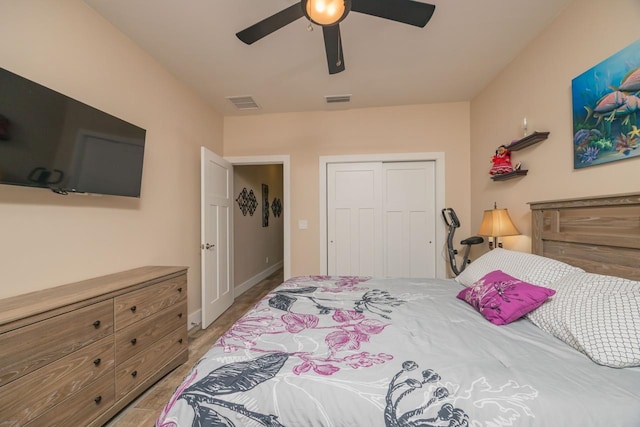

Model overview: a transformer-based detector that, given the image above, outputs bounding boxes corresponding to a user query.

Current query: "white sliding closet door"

[327,161,436,278]
[383,162,436,278]
[327,163,383,276]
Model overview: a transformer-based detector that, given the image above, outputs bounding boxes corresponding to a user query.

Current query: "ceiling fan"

[236,0,436,74]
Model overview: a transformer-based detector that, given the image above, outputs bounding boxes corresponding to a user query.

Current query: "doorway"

[225,155,291,288]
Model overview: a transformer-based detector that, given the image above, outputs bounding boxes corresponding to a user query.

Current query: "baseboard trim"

[235,261,284,297]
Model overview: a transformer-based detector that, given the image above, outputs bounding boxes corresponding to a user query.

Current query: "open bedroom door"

[201,147,234,329]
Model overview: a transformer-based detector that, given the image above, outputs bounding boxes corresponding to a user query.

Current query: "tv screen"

[0,67,146,197]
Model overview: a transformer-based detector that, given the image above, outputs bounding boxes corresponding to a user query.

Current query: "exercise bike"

[442,208,484,275]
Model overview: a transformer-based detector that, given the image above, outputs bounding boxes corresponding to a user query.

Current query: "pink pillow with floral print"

[457,270,555,325]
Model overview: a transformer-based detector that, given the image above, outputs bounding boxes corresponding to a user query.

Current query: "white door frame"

[319,152,446,279]
[225,155,291,280]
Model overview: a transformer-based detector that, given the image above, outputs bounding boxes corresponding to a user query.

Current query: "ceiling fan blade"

[323,25,345,75]
[351,0,435,28]
[236,3,304,44]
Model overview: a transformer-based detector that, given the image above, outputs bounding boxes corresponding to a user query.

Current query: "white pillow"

[455,248,583,287]
[527,272,640,368]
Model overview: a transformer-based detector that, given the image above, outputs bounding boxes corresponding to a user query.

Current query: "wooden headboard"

[529,192,640,281]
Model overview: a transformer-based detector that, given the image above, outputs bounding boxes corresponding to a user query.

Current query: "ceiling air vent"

[325,94,351,104]
[227,95,260,110]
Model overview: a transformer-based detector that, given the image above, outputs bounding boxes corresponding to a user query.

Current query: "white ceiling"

[84,0,572,116]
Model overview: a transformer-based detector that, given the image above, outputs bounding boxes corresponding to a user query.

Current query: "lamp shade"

[478,208,520,237]
[303,0,351,26]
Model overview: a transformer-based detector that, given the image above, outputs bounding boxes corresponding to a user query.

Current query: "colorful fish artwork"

[585,90,627,125]
[572,38,640,168]
[618,67,640,92]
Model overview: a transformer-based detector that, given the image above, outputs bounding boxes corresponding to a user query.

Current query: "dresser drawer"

[25,373,115,427]
[0,336,115,426]
[114,274,186,331]
[116,301,187,364]
[116,326,187,398]
[0,299,113,387]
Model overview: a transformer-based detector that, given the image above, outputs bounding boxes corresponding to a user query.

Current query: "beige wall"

[0,0,223,322]
[233,164,284,286]
[224,103,471,276]
[470,0,640,256]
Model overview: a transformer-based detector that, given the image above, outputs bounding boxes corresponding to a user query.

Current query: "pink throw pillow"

[457,270,555,325]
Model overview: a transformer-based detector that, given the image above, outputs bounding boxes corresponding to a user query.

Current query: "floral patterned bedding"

[157,276,640,427]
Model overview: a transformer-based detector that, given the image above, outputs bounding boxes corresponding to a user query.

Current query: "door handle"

[202,243,215,250]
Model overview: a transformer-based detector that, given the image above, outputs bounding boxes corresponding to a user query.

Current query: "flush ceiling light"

[303,0,351,26]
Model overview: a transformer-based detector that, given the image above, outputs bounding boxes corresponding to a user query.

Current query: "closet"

[327,161,436,278]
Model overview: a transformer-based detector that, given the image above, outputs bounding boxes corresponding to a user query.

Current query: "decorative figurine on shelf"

[489,145,514,175]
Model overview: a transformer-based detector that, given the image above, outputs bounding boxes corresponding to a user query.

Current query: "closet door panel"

[385,211,404,277]
[328,163,383,276]
[383,162,436,278]
[409,211,431,277]
[333,208,351,275]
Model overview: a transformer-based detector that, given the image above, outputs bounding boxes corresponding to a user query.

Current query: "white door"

[327,161,437,278]
[383,162,436,277]
[201,147,233,329]
[327,163,383,276]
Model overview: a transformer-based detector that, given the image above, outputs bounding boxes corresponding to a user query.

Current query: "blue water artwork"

[572,38,640,169]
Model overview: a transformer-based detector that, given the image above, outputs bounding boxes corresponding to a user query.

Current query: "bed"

[157,193,640,427]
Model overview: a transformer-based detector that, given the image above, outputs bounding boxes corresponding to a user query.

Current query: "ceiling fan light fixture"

[303,0,351,26]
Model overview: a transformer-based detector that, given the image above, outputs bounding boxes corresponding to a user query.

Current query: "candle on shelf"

[523,117,528,136]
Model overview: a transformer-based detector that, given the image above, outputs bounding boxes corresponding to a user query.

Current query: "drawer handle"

[178,313,183,318]
[130,306,137,313]
[178,338,183,344]
[93,358,101,366]
[178,287,183,293]
[131,338,137,345]
[131,370,138,378]
[92,320,101,328]
[94,396,102,404]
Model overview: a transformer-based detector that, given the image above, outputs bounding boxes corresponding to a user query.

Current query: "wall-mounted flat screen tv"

[0,67,146,197]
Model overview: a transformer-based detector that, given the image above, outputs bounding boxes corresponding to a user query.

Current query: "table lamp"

[478,203,520,249]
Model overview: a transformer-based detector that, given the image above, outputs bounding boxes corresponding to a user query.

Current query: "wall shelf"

[491,131,549,182]
[505,131,550,151]
[491,169,528,181]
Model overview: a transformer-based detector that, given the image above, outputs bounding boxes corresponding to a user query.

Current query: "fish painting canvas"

[572,38,640,168]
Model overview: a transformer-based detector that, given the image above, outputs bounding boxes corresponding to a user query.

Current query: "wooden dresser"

[0,266,188,426]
